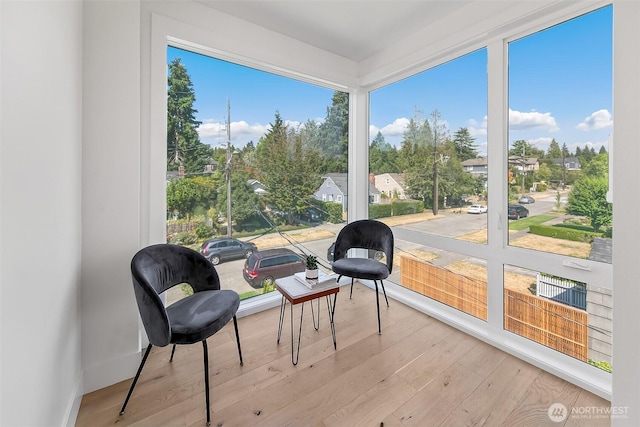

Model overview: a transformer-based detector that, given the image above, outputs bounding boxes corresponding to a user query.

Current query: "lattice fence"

[400,256,487,320]
[504,288,588,361]
[400,255,588,361]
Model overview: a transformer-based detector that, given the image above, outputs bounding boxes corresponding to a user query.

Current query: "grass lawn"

[508,214,556,231]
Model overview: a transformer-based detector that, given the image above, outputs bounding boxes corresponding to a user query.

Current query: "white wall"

[611,1,640,424]
[0,1,83,426]
[81,0,142,395]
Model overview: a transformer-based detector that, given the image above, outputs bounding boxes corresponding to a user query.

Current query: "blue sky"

[167,5,612,158]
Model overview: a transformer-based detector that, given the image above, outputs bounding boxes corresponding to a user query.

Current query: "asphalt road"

[195,193,567,299]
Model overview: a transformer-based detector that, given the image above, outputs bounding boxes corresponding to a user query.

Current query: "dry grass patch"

[445,261,535,294]
[509,233,591,258]
[380,212,441,227]
[251,228,336,250]
[395,249,439,268]
[458,229,488,244]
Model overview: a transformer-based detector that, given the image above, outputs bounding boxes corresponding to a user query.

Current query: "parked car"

[466,204,488,214]
[519,195,535,204]
[242,248,305,289]
[297,208,321,223]
[507,204,529,220]
[199,237,257,265]
[326,242,384,262]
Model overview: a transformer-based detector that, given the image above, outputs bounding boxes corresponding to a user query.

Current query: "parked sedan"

[199,237,257,265]
[507,204,529,220]
[519,195,535,204]
[467,204,488,214]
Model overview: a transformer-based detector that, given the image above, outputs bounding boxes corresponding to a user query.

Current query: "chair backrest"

[130,244,221,346]
[333,219,394,274]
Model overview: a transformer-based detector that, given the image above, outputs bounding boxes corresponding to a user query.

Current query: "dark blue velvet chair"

[119,244,243,426]
[331,219,394,334]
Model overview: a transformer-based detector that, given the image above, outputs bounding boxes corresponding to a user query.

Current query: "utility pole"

[226,99,232,237]
[522,143,526,196]
[432,123,439,216]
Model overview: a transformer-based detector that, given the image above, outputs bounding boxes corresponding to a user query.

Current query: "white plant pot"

[305,268,318,280]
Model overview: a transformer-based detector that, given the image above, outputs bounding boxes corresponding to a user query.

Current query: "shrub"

[391,200,424,216]
[369,203,392,219]
[169,232,198,245]
[588,359,612,373]
[324,202,344,224]
[195,223,215,239]
[529,224,598,243]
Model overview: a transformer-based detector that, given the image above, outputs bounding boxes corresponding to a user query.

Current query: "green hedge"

[369,203,392,219]
[529,224,599,243]
[323,202,344,223]
[391,200,424,215]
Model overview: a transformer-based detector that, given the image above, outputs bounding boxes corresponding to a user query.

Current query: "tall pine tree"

[167,58,212,174]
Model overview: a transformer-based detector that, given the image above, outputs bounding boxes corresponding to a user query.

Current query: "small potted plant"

[305,254,319,281]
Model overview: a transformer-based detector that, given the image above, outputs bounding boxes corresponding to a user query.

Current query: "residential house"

[2,2,638,426]
[508,156,540,173]
[552,156,582,170]
[315,173,381,212]
[373,172,408,202]
[461,157,488,179]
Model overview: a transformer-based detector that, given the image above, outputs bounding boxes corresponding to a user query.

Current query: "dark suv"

[507,204,529,220]
[199,237,257,265]
[242,248,305,289]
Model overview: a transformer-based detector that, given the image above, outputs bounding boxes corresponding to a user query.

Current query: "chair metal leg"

[202,340,211,426]
[233,315,243,366]
[169,344,177,362]
[380,279,389,307]
[120,343,153,415]
[350,277,355,299]
[374,280,381,335]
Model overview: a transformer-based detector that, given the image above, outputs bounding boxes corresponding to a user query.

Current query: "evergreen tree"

[369,131,399,174]
[599,145,607,154]
[166,58,212,174]
[317,91,349,173]
[547,139,562,159]
[452,127,478,161]
[256,112,321,224]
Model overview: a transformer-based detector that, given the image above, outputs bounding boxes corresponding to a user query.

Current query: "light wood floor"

[76,284,611,427]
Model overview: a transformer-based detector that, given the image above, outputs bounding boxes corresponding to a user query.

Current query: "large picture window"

[369,48,488,316]
[164,46,348,304]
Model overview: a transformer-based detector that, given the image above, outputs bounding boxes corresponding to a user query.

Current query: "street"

[169,192,568,303]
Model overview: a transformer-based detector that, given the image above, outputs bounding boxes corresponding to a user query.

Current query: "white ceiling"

[196,1,473,62]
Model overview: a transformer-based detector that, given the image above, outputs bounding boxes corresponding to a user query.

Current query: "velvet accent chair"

[120,244,243,426]
[331,219,394,334]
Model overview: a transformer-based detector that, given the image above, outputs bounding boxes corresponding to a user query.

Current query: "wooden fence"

[400,256,487,320]
[400,256,588,361]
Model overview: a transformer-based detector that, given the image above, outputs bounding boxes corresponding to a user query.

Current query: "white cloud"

[467,116,487,137]
[509,109,559,132]
[525,137,554,151]
[197,120,269,146]
[378,117,410,137]
[576,109,612,131]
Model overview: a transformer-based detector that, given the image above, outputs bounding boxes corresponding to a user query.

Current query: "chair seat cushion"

[332,258,390,281]
[166,289,240,344]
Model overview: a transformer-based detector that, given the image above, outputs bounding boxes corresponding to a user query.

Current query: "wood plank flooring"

[76,284,611,427]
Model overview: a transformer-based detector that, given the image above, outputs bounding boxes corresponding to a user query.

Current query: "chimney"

[369,172,375,185]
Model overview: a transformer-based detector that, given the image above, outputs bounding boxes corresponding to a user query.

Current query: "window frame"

[146,3,613,399]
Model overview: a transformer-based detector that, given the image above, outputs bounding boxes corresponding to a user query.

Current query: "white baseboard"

[64,371,83,427]
[83,350,142,395]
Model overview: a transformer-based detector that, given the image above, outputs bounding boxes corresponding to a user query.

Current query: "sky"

[167,5,612,158]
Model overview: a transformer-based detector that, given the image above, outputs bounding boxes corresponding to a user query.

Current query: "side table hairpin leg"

[276,295,305,365]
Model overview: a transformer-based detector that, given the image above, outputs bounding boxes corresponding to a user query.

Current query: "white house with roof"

[314,173,380,212]
[373,172,408,201]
